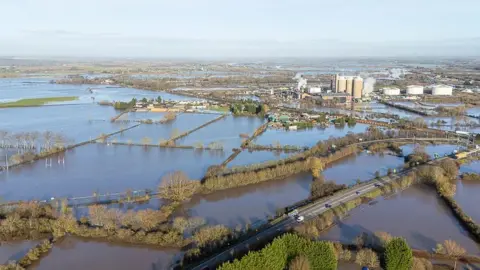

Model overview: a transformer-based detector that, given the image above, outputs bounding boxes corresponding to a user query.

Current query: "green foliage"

[229,101,264,116]
[384,238,413,270]
[219,234,336,270]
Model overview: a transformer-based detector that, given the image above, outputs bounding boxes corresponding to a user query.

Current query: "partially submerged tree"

[436,240,466,270]
[158,171,199,202]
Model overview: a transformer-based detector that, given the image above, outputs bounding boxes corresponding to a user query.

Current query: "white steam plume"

[363,78,376,96]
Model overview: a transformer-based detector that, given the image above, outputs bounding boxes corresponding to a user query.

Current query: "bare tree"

[141,137,152,146]
[289,255,310,270]
[0,130,8,147]
[158,171,199,202]
[54,134,66,149]
[440,240,466,270]
[43,131,54,151]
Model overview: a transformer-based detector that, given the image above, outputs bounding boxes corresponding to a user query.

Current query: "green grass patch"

[208,106,230,112]
[0,96,78,108]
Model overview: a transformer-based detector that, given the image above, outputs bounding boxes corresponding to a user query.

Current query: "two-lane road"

[190,170,409,270]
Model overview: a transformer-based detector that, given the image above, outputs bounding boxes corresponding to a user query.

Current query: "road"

[190,164,421,270]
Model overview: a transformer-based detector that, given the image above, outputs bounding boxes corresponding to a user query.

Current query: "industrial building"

[432,85,453,95]
[333,75,364,98]
[353,77,363,99]
[406,85,424,95]
[382,87,401,96]
[320,93,352,106]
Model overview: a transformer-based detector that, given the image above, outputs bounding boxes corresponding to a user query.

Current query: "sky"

[1,0,480,58]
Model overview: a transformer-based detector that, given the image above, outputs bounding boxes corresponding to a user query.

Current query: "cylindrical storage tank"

[353,77,363,99]
[432,85,453,95]
[337,77,347,93]
[346,78,353,95]
[383,87,400,95]
[406,85,424,95]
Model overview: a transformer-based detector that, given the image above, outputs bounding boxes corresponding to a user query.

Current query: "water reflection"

[320,185,480,254]
[31,237,179,270]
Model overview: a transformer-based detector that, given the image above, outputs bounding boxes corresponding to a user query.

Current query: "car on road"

[295,215,304,222]
[374,183,381,187]
[356,191,361,195]
[325,203,331,208]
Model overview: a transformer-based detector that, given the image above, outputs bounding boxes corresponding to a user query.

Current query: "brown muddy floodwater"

[31,237,179,270]
[320,185,480,255]
[0,240,39,264]
[456,161,480,223]
[180,173,312,228]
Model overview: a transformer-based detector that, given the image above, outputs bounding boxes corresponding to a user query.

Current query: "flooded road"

[31,237,179,270]
[320,185,480,255]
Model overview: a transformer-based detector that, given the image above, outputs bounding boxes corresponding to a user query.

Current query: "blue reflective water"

[254,124,369,148]
[0,144,225,201]
[180,116,265,150]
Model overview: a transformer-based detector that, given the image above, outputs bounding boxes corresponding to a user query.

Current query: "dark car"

[325,203,331,208]
[374,183,381,187]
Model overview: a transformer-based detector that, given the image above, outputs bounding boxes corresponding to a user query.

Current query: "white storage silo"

[383,87,400,96]
[406,85,424,95]
[432,85,453,95]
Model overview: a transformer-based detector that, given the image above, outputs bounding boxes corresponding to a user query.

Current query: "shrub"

[218,234,336,270]
[384,238,413,270]
[355,248,379,268]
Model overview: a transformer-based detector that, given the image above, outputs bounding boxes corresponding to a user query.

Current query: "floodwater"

[227,150,291,168]
[181,173,312,228]
[0,104,122,144]
[322,152,404,185]
[320,185,480,255]
[400,144,462,157]
[254,124,369,148]
[455,161,480,223]
[0,240,40,264]
[0,78,198,104]
[180,116,265,150]
[0,143,225,201]
[111,113,219,144]
[31,237,179,270]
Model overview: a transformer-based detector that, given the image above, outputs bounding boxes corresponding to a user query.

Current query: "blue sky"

[1,0,479,57]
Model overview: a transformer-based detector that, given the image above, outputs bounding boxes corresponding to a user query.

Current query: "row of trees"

[0,130,68,152]
[230,101,267,116]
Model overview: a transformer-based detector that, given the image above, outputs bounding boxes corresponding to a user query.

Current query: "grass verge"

[0,96,78,108]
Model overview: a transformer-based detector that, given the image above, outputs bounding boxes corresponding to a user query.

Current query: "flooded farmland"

[254,124,369,148]
[180,115,265,150]
[111,113,220,144]
[31,237,179,270]
[320,185,480,255]
[1,73,479,270]
[455,161,480,223]
[0,240,40,264]
[0,143,225,201]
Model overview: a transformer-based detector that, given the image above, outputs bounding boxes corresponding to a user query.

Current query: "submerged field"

[1,76,479,269]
